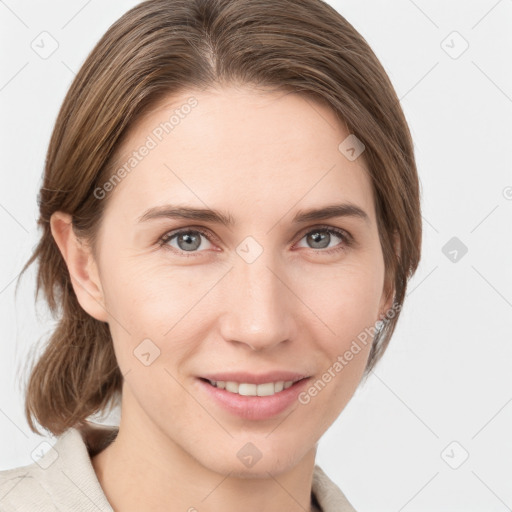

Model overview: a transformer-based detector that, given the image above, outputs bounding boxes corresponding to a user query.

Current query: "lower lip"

[197,378,311,421]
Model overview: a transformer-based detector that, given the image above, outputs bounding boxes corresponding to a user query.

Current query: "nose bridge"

[218,247,294,350]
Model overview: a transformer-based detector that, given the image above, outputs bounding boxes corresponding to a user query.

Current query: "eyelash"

[157,225,353,258]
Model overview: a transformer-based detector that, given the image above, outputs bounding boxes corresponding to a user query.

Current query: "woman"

[0,0,421,510]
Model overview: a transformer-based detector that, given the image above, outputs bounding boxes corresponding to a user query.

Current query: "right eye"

[158,228,216,256]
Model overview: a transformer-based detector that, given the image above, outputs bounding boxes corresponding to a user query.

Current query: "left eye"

[158,226,350,256]
[295,227,347,251]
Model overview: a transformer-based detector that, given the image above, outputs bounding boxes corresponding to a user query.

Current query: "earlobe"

[50,211,109,323]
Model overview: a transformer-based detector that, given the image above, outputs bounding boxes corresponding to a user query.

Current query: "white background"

[1,1,511,511]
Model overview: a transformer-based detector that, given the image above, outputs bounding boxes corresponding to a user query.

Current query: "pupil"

[179,232,200,251]
[309,231,329,249]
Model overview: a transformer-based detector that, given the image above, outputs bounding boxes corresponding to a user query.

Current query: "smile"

[197,375,311,420]
[206,380,296,396]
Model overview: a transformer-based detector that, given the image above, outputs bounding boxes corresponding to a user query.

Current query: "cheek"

[299,259,384,339]
[102,258,191,325]
[100,261,213,372]
[295,263,381,430]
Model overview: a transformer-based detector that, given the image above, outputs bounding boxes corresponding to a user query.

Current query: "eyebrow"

[136,202,370,227]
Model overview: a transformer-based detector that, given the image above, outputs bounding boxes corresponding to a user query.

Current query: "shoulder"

[0,423,116,512]
[0,459,57,512]
[312,464,358,512]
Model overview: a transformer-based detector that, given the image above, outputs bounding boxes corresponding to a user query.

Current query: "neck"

[91,391,319,512]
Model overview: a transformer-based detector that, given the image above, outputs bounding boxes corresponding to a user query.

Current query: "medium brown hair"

[18,0,422,436]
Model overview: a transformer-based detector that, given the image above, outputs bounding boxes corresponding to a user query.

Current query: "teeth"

[225,381,239,393]
[208,380,296,396]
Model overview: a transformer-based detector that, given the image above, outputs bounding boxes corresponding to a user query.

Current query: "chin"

[192,435,312,479]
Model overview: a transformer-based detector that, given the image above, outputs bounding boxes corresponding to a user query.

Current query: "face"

[85,85,391,476]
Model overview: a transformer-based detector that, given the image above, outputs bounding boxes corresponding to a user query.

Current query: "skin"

[50,84,395,512]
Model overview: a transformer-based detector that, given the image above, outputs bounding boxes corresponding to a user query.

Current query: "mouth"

[199,377,308,397]
[196,374,312,420]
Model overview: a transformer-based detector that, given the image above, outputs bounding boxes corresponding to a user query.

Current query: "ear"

[378,230,401,321]
[50,211,109,323]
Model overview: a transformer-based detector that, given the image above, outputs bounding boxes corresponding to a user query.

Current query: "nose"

[218,251,296,351]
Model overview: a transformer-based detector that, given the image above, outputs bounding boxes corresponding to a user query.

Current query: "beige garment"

[0,421,357,511]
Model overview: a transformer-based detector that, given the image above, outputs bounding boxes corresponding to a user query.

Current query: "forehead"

[103,86,375,225]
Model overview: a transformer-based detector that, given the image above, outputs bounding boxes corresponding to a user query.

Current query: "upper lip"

[200,371,310,385]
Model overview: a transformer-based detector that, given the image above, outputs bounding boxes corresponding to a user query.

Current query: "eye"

[158,225,352,257]
[158,228,215,256]
[294,226,352,254]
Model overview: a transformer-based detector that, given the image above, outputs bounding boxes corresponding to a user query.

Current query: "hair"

[17,0,422,436]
